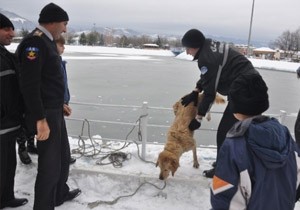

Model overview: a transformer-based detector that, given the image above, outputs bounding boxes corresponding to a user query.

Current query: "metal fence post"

[141,101,148,159]
[279,110,287,124]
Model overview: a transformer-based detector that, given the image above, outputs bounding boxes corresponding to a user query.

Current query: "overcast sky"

[2,0,300,42]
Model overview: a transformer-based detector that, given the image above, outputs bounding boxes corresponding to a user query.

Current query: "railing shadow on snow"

[66,101,294,159]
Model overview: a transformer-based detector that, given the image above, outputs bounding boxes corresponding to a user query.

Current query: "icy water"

[64,51,300,146]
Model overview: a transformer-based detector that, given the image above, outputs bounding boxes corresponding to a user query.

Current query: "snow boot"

[17,134,32,165]
[203,167,215,178]
[70,156,76,164]
[0,198,28,209]
[27,135,38,154]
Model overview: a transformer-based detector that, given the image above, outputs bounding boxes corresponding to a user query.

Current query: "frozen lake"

[64,51,300,146]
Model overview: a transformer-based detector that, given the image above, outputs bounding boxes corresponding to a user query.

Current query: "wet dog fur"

[156,93,225,180]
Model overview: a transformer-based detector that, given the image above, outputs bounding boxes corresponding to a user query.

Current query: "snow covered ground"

[16,139,217,210]
[7,44,300,209]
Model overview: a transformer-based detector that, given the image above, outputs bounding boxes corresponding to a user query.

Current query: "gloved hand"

[188,118,201,131]
[181,91,198,107]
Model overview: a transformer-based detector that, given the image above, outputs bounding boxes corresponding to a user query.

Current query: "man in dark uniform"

[181,29,263,178]
[16,3,80,210]
[0,13,28,209]
[294,66,300,145]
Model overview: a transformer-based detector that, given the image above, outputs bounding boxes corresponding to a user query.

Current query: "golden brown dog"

[156,93,225,180]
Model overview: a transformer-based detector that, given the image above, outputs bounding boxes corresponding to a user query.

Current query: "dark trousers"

[295,109,300,145]
[0,130,19,207]
[33,108,70,210]
[216,103,238,161]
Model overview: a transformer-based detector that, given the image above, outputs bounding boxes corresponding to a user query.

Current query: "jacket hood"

[228,116,292,169]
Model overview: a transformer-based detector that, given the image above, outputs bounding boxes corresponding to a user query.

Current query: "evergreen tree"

[79,33,87,45]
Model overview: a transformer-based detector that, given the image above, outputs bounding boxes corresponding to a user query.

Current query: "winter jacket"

[0,45,23,134]
[210,116,300,210]
[16,27,64,125]
[60,58,70,104]
[194,39,258,116]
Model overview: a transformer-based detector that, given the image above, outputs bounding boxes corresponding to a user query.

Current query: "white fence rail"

[66,101,294,159]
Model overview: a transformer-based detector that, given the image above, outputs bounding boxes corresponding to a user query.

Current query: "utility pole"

[247,0,255,57]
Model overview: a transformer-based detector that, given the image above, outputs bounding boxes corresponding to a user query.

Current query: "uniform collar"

[37,25,53,41]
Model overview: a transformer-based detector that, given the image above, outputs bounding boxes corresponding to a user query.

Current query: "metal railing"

[66,101,294,159]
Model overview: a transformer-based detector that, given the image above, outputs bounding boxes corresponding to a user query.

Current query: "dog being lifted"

[156,93,225,180]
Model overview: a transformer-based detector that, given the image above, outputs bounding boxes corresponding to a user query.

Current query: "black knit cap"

[0,13,14,30]
[181,29,205,48]
[229,73,269,116]
[38,3,69,23]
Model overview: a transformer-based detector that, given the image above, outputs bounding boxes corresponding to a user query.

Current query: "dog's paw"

[206,113,211,121]
[193,161,200,168]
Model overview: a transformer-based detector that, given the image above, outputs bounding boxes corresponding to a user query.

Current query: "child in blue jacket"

[210,73,300,210]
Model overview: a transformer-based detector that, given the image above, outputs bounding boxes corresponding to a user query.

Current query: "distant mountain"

[0,8,268,47]
[0,8,36,32]
[82,26,142,37]
[207,34,269,48]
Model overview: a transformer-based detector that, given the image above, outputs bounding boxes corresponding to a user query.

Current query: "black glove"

[188,119,201,131]
[181,91,198,107]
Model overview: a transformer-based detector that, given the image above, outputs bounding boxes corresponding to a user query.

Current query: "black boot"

[203,168,215,178]
[55,189,81,207]
[70,156,76,164]
[0,198,28,209]
[27,135,38,154]
[16,132,32,165]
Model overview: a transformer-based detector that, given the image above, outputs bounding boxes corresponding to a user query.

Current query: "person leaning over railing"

[180,29,265,178]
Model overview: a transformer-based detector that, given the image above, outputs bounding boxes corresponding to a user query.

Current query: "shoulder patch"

[200,66,208,75]
[33,30,43,37]
[211,175,234,195]
[25,47,39,60]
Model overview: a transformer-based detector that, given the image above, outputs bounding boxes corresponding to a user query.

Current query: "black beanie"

[0,13,14,30]
[229,73,269,116]
[181,29,205,48]
[38,3,69,23]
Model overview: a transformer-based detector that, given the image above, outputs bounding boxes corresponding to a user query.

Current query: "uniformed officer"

[16,3,80,210]
[181,29,263,178]
[0,13,28,209]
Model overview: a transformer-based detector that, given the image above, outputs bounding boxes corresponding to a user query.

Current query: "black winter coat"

[0,45,23,132]
[195,39,258,116]
[16,28,64,126]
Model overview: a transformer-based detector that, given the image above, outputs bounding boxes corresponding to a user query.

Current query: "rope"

[87,180,167,208]
[71,114,155,166]
[71,119,132,160]
[96,152,131,168]
[69,114,165,208]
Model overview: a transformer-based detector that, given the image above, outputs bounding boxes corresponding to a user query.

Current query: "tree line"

[68,31,182,49]
[17,27,300,53]
[270,28,300,52]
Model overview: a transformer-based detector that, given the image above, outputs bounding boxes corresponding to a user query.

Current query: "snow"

[8,43,300,210]
[16,139,216,210]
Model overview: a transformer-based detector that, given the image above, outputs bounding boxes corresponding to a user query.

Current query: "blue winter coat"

[60,58,70,104]
[210,116,300,210]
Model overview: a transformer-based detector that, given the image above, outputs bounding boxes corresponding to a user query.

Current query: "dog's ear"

[171,159,179,176]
